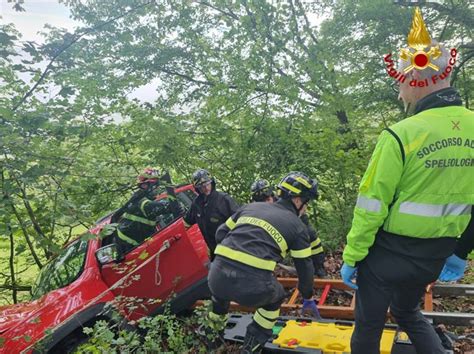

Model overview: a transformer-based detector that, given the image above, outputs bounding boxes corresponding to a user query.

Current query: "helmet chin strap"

[404,102,412,117]
[292,198,308,215]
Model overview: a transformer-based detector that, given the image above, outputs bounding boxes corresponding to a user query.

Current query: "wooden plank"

[288,288,299,305]
[194,301,356,319]
[424,284,433,312]
[350,292,356,310]
[195,278,474,326]
[277,277,352,290]
[281,304,356,319]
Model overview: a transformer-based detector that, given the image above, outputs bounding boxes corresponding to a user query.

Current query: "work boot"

[313,253,327,278]
[241,333,264,354]
[315,266,327,278]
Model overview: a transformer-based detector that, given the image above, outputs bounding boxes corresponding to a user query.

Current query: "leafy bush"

[75,299,221,353]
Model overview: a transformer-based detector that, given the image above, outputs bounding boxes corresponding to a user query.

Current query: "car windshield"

[31,238,88,300]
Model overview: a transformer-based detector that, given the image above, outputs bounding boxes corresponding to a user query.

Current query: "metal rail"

[432,283,474,297]
[422,311,474,326]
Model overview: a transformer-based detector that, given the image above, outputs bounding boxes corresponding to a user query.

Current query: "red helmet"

[137,167,160,185]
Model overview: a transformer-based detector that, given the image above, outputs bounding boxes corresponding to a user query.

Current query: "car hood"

[0,299,43,334]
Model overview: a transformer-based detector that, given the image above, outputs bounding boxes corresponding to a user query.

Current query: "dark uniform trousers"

[208,257,287,344]
[351,245,445,354]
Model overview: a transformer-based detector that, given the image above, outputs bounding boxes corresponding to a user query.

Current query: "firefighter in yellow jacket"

[341,18,474,354]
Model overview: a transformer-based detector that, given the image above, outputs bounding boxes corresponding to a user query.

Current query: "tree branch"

[0,284,32,292]
[197,1,239,20]
[12,0,155,112]
[1,167,44,268]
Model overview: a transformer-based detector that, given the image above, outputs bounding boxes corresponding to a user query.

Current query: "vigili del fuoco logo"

[384,7,457,88]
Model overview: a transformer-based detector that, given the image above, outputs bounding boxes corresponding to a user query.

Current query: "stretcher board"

[224,314,454,353]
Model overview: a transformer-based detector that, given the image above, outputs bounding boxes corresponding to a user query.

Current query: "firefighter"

[251,179,326,277]
[207,172,320,353]
[115,168,178,255]
[340,39,474,353]
[184,169,239,260]
[300,213,326,278]
[250,179,276,203]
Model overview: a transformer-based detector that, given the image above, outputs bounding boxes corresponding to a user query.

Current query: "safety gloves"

[438,254,467,282]
[301,298,321,320]
[340,263,358,290]
[170,201,185,217]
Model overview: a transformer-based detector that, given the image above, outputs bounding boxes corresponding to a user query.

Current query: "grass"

[0,225,88,305]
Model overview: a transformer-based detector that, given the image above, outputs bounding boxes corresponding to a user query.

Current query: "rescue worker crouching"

[115,168,180,255]
[251,178,326,278]
[183,169,239,260]
[207,172,320,353]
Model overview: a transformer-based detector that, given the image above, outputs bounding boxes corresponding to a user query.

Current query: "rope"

[22,237,177,353]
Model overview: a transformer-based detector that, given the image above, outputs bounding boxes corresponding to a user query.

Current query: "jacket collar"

[414,87,462,115]
[276,198,299,215]
[197,189,217,204]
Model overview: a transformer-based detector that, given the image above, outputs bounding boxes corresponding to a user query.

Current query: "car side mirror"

[96,244,120,265]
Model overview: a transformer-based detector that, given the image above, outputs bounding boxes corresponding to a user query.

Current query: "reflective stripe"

[290,247,312,258]
[311,238,324,255]
[254,310,275,330]
[225,217,236,230]
[281,182,301,194]
[252,344,262,352]
[117,230,139,246]
[140,199,151,216]
[236,216,288,256]
[294,176,312,188]
[399,202,472,217]
[257,308,280,320]
[215,245,276,271]
[356,195,382,213]
[310,239,321,248]
[123,213,156,226]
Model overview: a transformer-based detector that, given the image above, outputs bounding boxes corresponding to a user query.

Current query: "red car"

[0,184,210,353]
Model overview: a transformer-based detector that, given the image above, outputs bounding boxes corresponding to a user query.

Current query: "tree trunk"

[8,225,17,304]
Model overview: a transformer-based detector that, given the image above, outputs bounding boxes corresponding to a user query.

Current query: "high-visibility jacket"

[344,103,474,267]
[215,199,314,299]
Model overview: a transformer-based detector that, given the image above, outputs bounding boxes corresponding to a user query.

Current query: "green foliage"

[0,0,472,304]
[76,300,209,353]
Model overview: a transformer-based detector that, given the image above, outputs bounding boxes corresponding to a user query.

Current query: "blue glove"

[438,254,467,282]
[341,263,358,290]
[301,299,321,320]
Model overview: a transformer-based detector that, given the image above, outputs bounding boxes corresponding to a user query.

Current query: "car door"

[99,189,208,320]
